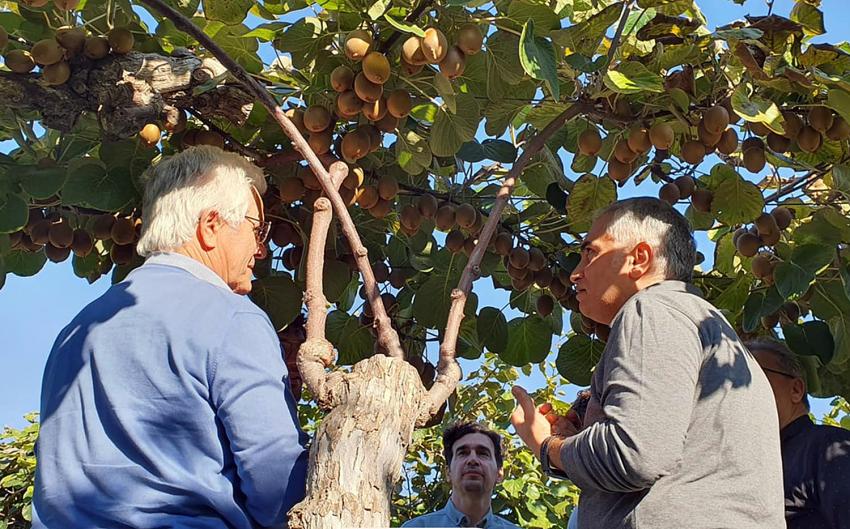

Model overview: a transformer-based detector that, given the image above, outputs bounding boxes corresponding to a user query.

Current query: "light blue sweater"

[33,253,309,529]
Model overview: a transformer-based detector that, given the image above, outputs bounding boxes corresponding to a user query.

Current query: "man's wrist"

[540,435,569,479]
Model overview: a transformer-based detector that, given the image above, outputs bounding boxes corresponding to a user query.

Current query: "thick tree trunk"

[288,355,426,529]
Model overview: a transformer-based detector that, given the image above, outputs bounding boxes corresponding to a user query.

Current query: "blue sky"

[2,0,849,429]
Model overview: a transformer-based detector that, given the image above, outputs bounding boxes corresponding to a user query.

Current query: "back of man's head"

[443,422,503,468]
[746,338,810,410]
[595,197,697,282]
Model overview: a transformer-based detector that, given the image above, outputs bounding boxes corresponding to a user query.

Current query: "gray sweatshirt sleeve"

[560,296,703,493]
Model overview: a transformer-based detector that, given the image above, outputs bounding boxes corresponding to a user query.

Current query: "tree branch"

[418,101,591,425]
[606,2,632,66]
[378,0,434,54]
[139,0,406,359]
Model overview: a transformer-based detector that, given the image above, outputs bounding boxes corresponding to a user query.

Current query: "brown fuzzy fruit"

[360,125,381,152]
[279,177,306,203]
[402,35,427,66]
[285,108,308,136]
[30,220,52,244]
[494,232,513,256]
[91,214,115,240]
[336,90,363,118]
[401,58,423,76]
[417,193,438,218]
[344,166,365,189]
[755,212,779,237]
[5,50,36,73]
[608,159,632,183]
[368,198,393,219]
[674,175,696,199]
[509,247,530,269]
[330,65,355,92]
[782,111,803,139]
[299,166,322,191]
[31,38,65,65]
[767,132,791,153]
[307,129,333,155]
[747,121,771,136]
[716,128,739,155]
[377,175,399,200]
[139,123,161,146]
[808,106,834,133]
[743,148,766,173]
[446,229,466,253]
[735,232,761,257]
[110,243,135,265]
[420,28,448,64]
[345,30,372,61]
[681,140,705,165]
[797,125,823,153]
[457,24,483,55]
[373,261,390,283]
[111,217,136,245]
[83,36,110,59]
[439,46,466,79]
[48,219,73,248]
[42,61,71,85]
[55,27,86,54]
[303,105,331,133]
[387,89,412,119]
[578,129,602,156]
[375,113,399,133]
[627,127,652,154]
[534,267,553,288]
[751,252,774,279]
[697,121,721,148]
[455,203,476,229]
[771,206,793,230]
[703,105,730,135]
[400,205,422,232]
[742,137,765,153]
[649,123,675,150]
[536,294,554,317]
[71,229,93,257]
[354,72,382,103]
[362,51,390,85]
[107,28,134,54]
[691,188,713,213]
[362,97,388,122]
[194,130,224,149]
[435,204,456,231]
[45,243,71,263]
[613,140,638,164]
[528,247,546,272]
[827,116,850,141]
[659,182,680,205]
[357,185,380,209]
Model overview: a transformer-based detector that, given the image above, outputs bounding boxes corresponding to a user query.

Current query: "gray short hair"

[136,146,267,256]
[745,338,810,410]
[594,197,697,281]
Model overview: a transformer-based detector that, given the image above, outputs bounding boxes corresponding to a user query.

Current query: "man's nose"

[255,243,268,260]
[570,264,583,284]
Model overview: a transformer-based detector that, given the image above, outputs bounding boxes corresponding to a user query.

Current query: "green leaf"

[430,93,480,157]
[812,280,850,321]
[367,0,391,19]
[500,316,552,366]
[519,20,560,101]
[477,307,509,353]
[433,71,457,114]
[163,0,201,16]
[551,2,622,56]
[62,159,136,212]
[0,194,28,234]
[250,275,303,331]
[731,85,786,134]
[5,249,47,277]
[383,14,425,37]
[19,165,67,200]
[508,0,560,36]
[826,89,850,126]
[790,2,825,36]
[99,139,157,188]
[712,273,751,314]
[323,258,353,302]
[326,310,375,365]
[794,207,850,246]
[556,334,604,386]
[782,320,834,365]
[396,130,432,175]
[775,261,814,299]
[604,61,664,94]
[708,164,764,225]
[457,140,518,163]
[457,317,484,360]
[203,0,253,25]
[566,174,617,233]
[412,252,466,328]
[487,31,525,85]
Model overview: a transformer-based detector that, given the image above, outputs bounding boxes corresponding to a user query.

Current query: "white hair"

[136,146,267,257]
[595,197,697,282]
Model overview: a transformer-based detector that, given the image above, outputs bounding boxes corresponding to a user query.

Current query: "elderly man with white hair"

[33,146,309,529]
[511,197,785,529]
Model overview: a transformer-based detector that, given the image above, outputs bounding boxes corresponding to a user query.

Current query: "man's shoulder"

[400,510,446,527]
[491,513,522,528]
[809,422,850,447]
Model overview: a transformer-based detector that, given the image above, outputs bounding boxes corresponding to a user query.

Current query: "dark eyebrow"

[579,240,591,251]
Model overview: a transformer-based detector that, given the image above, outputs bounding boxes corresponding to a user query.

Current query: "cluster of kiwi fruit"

[740,106,849,166]
[571,312,611,342]
[3,21,135,87]
[399,24,483,79]
[732,205,794,266]
[9,208,141,272]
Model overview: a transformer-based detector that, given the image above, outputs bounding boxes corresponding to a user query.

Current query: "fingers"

[538,402,553,415]
[511,385,537,418]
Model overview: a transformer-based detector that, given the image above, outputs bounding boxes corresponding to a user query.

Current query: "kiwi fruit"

[455,203,476,229]
[741,137,764,153]
[494,232,513,256]
[716,128,739,155]
[797,125,822,153]
[401,57,423,76]
[280,177,306,202]
[808,106,834,133]
[766,132,791,153]
[5,49,36,73]
[743,147,766,173]
[368,198,393,219]
[331,65,355,92]
[336,90,363,118]
[344,166,365,189]
[735,232,761,257]
[71,229,93,257]
[375,113,399,133]
[509,247,530,269]
[755,212,779,236]
[362,51,390,85]
[446,229,466,253]
[681,140,706,165]
[194,130,224,149]
[31,38,65,65]
[55,27,86,54]
[703,105,730,135]
[578,128,602,156]
[457,24,483,55]
[697,121,721,148]
[111,217,136,245]
[387,89,412,119]
[732,227,748,247]
[42,61,71,85]
[285,108,308,136]
[377,175,399,200]
[528,247,546,272]
[627,127,652,154]
[303,105,331,133]
[48,219,73,248]
[139,123,161,145]
[418,193,438,218]
[420,28,448,64]
[345,30,372,61]
[435,204,456,231]
[402,35,427,66]
[91,214,115,240]
[613,140,638,164]
[362,97,388,122]
[107,28,134,54]
[307,129,333,155]
[342,129,371,161]
[21,0,49,7]
[827,116,850,141]
[45,243,72,263]
[658,182,681,204]
[400,205,422,232]
[83,36,110,59]
[533,267,553,288]
[354,72,382,103]
[691,188,713,213]
[298,166,321,191]
[649,122,675,150]
[608,159,632,183]
[746,121,771,136]
[536,294,554,317]
[781,111,803,139]
[360,124,382,152]
[439,46,466,79]
[674,175,695,199]
[30,219,52,244]
[357,185,380,209]
[771,206,793,230]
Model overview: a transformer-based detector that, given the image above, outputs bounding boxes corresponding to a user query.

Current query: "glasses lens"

[259,221,271,244]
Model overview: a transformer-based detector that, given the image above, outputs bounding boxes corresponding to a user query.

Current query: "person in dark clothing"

[749,338,850,529]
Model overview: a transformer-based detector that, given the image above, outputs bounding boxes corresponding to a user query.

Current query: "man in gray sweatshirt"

[511,197,785,529]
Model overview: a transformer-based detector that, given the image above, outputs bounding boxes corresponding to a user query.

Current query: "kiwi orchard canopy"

[1,0,850,526]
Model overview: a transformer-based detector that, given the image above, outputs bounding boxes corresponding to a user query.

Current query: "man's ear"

[197,209,222,251]
[628,241,654,280]
[791,377,807,405]
[496,467,504,484]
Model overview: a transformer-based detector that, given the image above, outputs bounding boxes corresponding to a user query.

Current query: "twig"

[763,169,824,203]
[418,101,591,424]
[138,0,405,359]
[605,2,632,68]
[378,0,434,54]
[185,109,265,161]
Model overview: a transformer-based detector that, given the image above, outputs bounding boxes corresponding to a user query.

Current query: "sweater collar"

[141,252,231,291]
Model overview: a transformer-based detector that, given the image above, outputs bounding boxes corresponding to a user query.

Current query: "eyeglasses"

[244,215,271,245]
[761,366,799,379]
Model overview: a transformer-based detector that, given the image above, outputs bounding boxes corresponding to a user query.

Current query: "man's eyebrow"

[579,240,590,251]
